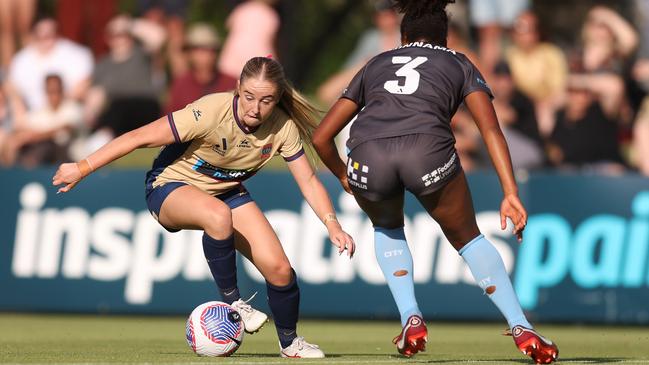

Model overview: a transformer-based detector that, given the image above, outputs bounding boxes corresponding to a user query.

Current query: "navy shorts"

[145,182,253,232]
[346,134,461,201]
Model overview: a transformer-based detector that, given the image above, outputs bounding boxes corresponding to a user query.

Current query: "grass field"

[1,314,649,364]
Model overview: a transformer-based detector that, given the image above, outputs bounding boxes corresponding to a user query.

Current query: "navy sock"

[267,269,300,348]
[202,233,240,304]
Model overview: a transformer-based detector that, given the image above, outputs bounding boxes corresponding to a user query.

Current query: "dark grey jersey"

[342,42,492,151]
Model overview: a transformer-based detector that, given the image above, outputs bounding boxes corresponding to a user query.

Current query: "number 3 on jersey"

[383,56,428,95]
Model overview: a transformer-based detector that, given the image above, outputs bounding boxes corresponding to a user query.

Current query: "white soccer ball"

[185,301,245,357]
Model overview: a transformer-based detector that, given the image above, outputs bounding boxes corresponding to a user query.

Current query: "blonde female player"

[52,57,355,358]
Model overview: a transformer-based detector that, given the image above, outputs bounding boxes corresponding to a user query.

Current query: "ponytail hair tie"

[266,54,273,59]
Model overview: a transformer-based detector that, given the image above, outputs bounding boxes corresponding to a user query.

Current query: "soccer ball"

[185,301,244,357]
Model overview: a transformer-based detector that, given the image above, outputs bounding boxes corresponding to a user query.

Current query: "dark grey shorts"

[346,134,461,201]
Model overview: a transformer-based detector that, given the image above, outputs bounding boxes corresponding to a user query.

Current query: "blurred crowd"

[0,0,648,177]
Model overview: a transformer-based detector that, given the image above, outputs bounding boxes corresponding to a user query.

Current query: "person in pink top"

[219,0,279,79]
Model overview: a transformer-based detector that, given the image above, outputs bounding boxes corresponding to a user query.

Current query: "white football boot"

[280,337,325,358]
[230,293,268,334]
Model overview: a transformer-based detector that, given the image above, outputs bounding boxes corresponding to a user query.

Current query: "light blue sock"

[460,234,532,330]
[374,227,422,326]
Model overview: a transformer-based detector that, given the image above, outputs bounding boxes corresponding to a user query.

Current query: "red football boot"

[505,325,559,364]
[392,315,427,357]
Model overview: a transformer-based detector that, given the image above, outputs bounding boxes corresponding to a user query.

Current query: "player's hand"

[327,224,356,258]
[339,175,353,195]
[500,193,527,242]
[52,162,83,194]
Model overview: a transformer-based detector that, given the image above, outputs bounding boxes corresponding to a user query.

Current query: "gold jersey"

[145,92,304,195]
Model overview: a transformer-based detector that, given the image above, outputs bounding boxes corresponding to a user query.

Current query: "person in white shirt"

[4,17,92,118]
[0,74,82,167]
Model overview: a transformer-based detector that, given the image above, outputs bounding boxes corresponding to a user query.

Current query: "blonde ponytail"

[278,83,320,149]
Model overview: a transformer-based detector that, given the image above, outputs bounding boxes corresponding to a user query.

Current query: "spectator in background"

[0,0,35,73]
[569,6,637,170]
[548,79,626,174]
[316,0,401,107]
[56,0,117,58]
[84,15,166,141]
[488,61,544,170]
[579,6,638,74]
[137,0,188,80]
[166,23,237,114]
[506,11,568,137]
[5,18,93,119]
[0,74,82,167]
[468,0,529,78]
[138,0,187,47]
[219,0,280,79]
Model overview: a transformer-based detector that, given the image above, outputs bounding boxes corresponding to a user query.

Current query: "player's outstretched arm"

[312,98,359,194]
[52,116,176,193]
[464,91,527,242]
[286,154,356,257]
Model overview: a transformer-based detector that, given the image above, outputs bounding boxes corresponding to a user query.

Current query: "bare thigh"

[353,193,405,229]
[232,201,292,287]
[158,184,233,239]
[416,170,481,250]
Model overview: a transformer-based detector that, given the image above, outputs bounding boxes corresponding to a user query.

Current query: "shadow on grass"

[397,356,631,363]
[160,352,632,363]
[234,353,343,358]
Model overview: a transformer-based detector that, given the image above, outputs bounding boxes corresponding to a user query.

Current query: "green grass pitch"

[1,313,648,364]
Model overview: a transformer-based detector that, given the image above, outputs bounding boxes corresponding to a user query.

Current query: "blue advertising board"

[1,167,648,324]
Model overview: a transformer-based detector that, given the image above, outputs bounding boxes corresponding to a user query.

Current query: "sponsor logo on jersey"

[192,109,202,121]
[236,139,251,149]
[193,159,255,181]
[477,77,491,91]
[347,159,369,190]
[421,153,457,187]
[261,143,273,159]
[211,138,228,156]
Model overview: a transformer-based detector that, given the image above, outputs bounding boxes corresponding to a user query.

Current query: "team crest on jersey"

[347,159,369,190]
[236,139,251,148]
[211,138,228,156]
[261,143,273,159]
[192,109,202,121]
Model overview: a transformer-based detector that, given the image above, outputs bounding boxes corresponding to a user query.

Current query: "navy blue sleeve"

[460,55,493,99]
[341,65,366,107]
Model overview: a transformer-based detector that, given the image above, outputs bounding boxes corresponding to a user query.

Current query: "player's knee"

[264,260,293,287]
[446,227,481,251]
[203,203,233,233]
